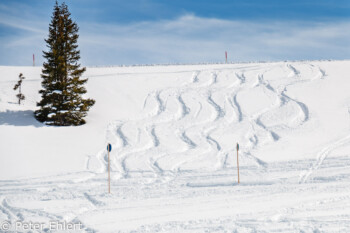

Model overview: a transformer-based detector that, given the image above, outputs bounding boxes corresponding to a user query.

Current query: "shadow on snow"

[0,110,44,127]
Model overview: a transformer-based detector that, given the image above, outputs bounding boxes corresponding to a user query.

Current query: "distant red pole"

[33,54,35,66]
[225,51,227,63]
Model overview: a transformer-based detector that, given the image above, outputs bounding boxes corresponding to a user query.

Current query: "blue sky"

[1,0,350,66]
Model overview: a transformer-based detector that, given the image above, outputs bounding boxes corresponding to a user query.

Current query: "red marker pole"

[225,51,227,63]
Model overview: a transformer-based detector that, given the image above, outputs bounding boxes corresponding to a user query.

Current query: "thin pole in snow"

[33,54,35,66]
[108,151,111,193]
[107,143,112,194]
[225,51,227,64]
[236,143,240,184]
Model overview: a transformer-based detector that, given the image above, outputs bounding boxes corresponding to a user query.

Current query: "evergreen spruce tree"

[35,1,95,126]
[13,73,25,105]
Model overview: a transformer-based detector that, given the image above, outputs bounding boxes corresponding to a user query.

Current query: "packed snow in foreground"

[0,61,350,232]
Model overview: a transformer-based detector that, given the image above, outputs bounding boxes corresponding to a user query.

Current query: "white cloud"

[1,13,350,66]
[0,14,46,34]
[77,15,350,65]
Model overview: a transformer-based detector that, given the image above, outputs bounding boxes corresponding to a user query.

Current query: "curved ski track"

[3,62,347,232]
[94,62,328,179]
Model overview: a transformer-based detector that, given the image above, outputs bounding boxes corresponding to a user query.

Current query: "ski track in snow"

[116,123,129,147]
[2,62,350,232]
[91,62,329,179]
[299,134,350,183]
[207,92,225,120]
[150,126,160,147]
[89,62,333,177]
[177,94,190,118]
[287,63,300,77]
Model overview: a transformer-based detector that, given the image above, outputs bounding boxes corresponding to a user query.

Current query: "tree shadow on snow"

[0,110,44,127]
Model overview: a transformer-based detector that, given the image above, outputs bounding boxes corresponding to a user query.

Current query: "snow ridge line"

[179,130,197,149]
[256,117,280,141]
[118,126,161,177]
[299,134,350,183]
[0,198,13,221]
[231,94,243,122]
[150,126,160,147]
[84,192,105,207]
[287,64,300,77]
[116,123,129,147]
[235,67,312,167]
[1,198,63,222]
[149,157,166,178]
[318,67,326,78]
[177,94,190,118]
[207,92,225,120]
[206,134,221,151]
[192,71,200,83]
[155,92,166,115]
[235,72,246,84]
[310,64,327,80]
[258,71,309,130]
[2,199,24,221]
[250,73,281,143]
[281,88,309,123]
[211,72,218,84]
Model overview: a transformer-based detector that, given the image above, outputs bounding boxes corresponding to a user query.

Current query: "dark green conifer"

[13,73,25,105]
[35,1,95,126]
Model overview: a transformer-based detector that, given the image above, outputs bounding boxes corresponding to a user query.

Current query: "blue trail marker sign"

[107,143,112,152]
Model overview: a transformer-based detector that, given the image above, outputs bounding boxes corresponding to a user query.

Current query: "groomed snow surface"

[1,61,350,232]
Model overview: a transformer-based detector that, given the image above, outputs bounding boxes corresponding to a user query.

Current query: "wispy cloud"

[78,15,350,65]
[0,3,47,65]
[1,11,350,66]
[0,14,46,34]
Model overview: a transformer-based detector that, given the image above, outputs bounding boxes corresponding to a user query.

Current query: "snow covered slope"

[0,61,350,232]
